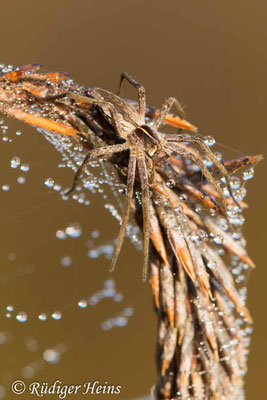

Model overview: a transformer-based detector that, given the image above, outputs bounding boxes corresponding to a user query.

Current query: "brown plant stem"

[0,65,261,400]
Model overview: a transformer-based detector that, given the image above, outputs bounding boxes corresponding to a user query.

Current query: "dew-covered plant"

[0,64,262,399]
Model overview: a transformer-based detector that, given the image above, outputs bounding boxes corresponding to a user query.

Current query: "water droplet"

[118,184,127,194]
[38,313,47,321]
[153,199,162,205]
[123,307,134,317]
[2,184,10,191]
[102,288,116,297]
[8,252,16,262]
[24,336,39,352]
[53,183,62,191]
[6,305,14,312]
[219,218,229,231]
[113,293,123,302]
[242,168,254,181]
[91,230,100,239]
[20,163,30,172]
[56,230,67,240]
[230,176,241,190]
[78,299,88,308]
[233,187,247,202]
[87,244,114,260]
[51,311,62,320]
[22,366,35,379]
[213,234,224,245]
[174,205,184,214]
[204,158,213,167]
[10,156,21,168]
[44,178,54,188]
[60,256,72,267]
[16,312,28,322]
[88,249,99,259]
[245,327,253,335]
[227,210,245,226]
[88,295,99,306]
[204,136,216,147]
[166,179,175,188]
[17,176,26,184]
[104,279,115,289]
[101,320,114,331]
[16,131,22,136]
[214,151,222,161]
[190,230,208,243]
[43,349,60,363]
[179,194,187,202]
[236,275,246,283]
[65,223,82,238]
[115,316,128,327]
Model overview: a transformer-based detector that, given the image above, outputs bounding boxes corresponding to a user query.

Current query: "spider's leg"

[166,143,232,227]
[153,97,185,130]
[110,151,137,272]
[49,92,125,138]
[117,72,146,119]
[68,93,127,138]
[165,134,240,208]
[137,153,151,281]
[94,99,126,138]
[65,143,129,196]
[145,154,156,184]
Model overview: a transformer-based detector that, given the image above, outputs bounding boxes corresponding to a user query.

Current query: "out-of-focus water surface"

[0,1,266,399]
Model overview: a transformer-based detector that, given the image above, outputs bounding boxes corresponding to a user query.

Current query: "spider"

[64,72,236,281]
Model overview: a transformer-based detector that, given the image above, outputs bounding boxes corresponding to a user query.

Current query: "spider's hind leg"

[117,72,146,119]
[137,154,151,281]
[64,151,92,196]
[110,151,137,272]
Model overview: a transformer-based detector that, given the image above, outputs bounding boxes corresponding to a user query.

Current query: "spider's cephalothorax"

[66,72,237,281]
[91,87,164,156]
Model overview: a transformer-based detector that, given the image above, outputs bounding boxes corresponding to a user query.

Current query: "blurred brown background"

[0,1,266,399]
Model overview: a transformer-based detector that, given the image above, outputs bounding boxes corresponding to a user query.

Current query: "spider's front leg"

[64,143,129,196]
[153,97,185,130]
[117,72,146,119]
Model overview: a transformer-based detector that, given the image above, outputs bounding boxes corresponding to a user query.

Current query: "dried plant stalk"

[0,64,262,400]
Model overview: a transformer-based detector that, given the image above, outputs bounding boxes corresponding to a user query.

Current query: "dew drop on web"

[10,156,21,168]
[16,312,28,323]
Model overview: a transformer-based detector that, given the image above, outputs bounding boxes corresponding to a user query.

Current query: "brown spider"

[65,72,236,281]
